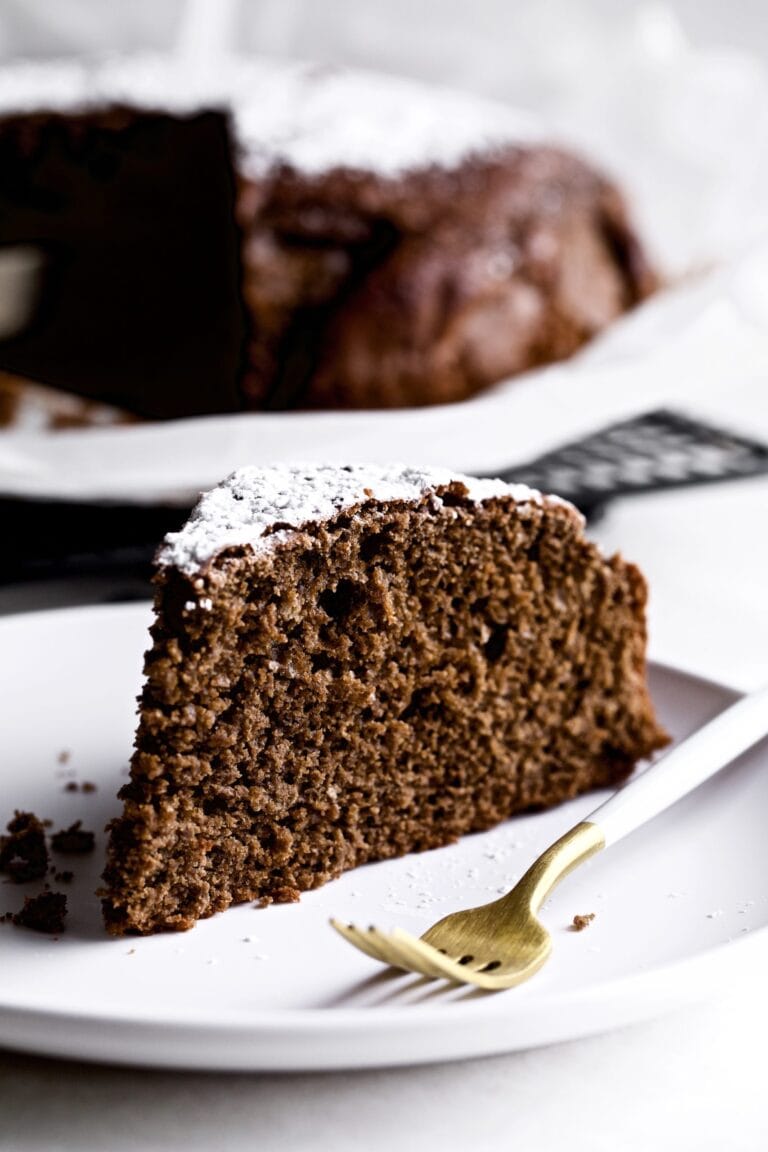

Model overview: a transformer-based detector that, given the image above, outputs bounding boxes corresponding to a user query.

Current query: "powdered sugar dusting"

[160,463,545,575]
[228,60,540,177]
[0,58,90,112]
[0,54,540,178]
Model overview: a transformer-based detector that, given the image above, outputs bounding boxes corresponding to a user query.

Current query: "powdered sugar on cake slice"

[160,464,552,575]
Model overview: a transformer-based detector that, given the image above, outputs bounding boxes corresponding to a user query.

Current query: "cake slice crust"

[102,466,667,935]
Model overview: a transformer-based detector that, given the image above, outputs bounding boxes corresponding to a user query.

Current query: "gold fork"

[331,681,768,991]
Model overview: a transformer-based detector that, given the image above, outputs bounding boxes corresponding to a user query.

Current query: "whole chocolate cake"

[0,57,654,420]
[101,463,666,935]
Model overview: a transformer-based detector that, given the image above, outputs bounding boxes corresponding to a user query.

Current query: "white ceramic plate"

[0,602,765,1070]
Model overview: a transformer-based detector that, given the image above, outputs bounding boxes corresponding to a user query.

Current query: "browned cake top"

[159,463,567,576]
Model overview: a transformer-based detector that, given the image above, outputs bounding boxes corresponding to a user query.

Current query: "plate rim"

[0,928,765,1070]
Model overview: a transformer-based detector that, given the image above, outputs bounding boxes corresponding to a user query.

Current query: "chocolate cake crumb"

[0,812,49,883]
[54,870,74,884]
[101,465,667,936]
[253,887,300,907]
[51,821,95,855]
[57,750,71,765]
[81,782,97,794]
[12,891,67,934]
[64,781,79,793]
[572,913,596,932]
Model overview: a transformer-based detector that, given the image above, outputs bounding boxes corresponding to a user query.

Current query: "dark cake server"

[1,408,767,586]
[489,409,768,521]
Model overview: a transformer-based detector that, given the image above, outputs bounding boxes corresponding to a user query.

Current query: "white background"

[1,2,768,1150]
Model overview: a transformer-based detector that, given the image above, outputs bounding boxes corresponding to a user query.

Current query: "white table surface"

[0,982,765,1152]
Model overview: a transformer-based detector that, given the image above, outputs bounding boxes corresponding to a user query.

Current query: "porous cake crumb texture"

[102,476,666,934]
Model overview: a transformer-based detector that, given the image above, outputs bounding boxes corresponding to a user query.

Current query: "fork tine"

[366,926,435,975]
[329,919,393,965]
[410,935,508,985]
[389,928,461,980]
[330,919,446,978]
[332,920,535,989]
[392,931,502,986]
[461,955,501,974]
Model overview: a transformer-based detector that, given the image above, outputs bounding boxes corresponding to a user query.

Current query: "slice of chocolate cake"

[101,464,666,935]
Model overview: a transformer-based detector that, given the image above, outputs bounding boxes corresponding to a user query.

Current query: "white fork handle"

[587,681,768,847]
